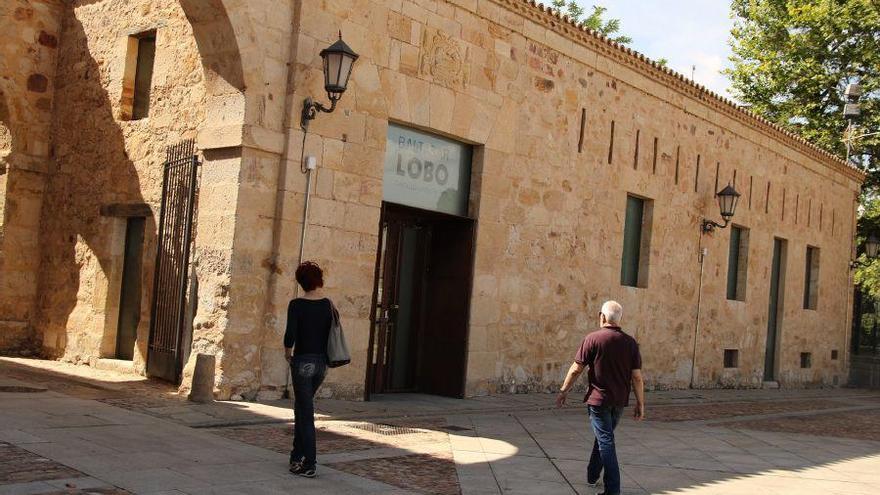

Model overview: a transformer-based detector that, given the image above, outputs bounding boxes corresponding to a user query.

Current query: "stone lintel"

[100,202,153,218]
[197,125,285,156]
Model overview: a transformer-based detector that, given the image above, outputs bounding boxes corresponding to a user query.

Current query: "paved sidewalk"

[2,357,880,494]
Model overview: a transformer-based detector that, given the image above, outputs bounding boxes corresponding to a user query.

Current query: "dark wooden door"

[116,217,145,360]
[366,203,476,399]
[419,217,475,398]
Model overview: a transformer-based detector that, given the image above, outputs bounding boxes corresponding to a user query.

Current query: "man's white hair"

[601,300,623,324]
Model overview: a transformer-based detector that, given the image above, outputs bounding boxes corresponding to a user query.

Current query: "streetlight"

[701,184,741,234]
[844,81,862,166]
[851,235,880,269]
[301,32,360,129]
[281,33,359,399]
[691,183,742,388]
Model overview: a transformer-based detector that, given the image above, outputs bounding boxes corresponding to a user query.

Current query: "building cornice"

[495,0,866,184]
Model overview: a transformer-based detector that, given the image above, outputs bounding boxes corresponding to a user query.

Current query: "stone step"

[92,358,135,374]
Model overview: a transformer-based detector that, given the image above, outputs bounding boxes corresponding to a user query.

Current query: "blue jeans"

[290,354,327,468]
[587,405,624,494]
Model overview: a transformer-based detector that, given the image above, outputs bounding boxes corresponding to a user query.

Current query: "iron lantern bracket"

[300,96,338,130]
[701,218,730,234]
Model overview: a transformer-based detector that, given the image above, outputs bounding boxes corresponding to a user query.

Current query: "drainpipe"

[262,0,306,400]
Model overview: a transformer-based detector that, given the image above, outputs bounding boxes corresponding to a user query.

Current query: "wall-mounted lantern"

[301,32,360,129]
[701,184,741,234]
[851,235,880,269]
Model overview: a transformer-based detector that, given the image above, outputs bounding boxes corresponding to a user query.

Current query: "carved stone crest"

[419,29,470,89]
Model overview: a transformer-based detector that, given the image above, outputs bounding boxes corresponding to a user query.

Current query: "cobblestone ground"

[0,441,132,494]
[209,421,460,493]
[328,452,460,495]
[719,409,880,442]
[646,398,855,422]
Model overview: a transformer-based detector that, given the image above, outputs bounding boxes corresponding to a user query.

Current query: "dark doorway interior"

[116,217,145,360]
[367,202,475,399]
[764,237,787,381]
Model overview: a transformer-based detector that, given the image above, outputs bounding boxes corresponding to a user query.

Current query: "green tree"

[552,2,633,44]
[726,0,880,183]
[727,1,880,296]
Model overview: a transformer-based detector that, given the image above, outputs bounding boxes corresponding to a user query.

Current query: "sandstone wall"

[36,0,208,370]
[0,0,63,352]
[260,0,863,399]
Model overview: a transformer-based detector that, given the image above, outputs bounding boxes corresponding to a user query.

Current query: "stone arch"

[178,0,259,133]
[0,88,17,163]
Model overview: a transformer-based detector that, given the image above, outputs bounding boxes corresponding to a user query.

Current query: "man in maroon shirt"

[556,301,644,495]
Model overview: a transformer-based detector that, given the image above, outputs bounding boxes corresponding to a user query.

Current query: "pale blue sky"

[573,1,736,99]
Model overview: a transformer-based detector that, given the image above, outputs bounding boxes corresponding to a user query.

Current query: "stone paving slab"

[4,358,880,494]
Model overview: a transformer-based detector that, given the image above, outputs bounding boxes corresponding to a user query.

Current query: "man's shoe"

[587,479,602,487]
[296,466,316,478]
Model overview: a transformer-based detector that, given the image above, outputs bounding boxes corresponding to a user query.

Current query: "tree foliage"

[727,0,880,182]
[728,0,880,295]
[552,2,633,44]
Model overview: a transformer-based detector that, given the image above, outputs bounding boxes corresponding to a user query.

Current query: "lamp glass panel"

[867,238,880,258]
[324,52,343,89]
[337,54,355,89]
[719,193,737,218]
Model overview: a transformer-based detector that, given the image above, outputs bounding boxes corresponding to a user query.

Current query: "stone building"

[0,0,864,400]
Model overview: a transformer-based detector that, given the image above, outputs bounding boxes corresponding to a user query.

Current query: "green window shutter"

[726,226,742,300]
[620,196,644,287]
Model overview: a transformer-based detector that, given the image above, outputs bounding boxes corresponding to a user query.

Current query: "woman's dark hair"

[295,261,324,292]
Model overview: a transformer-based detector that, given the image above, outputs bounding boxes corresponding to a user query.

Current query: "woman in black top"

[284,261,332,478]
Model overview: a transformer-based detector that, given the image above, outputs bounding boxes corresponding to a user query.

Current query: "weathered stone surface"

[1,0,865,402]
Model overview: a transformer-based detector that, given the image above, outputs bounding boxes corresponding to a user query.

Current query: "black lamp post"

[701,183,741,233]
[301,32,359,129]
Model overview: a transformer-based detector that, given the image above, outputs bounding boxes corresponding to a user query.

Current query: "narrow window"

[832,209,836,235]
[726,226,749,301]
[800,352,812,369]
[748,176,753,209]
[652,137,658,174]
[633,129,640,170]
[831,349,838,360]
[674,146,680,185]
[765,181,770,214]
[121,30,157,120]
[620,195,653,288]
[608,120,615,164]
[781,188,786,221]
[808,198,812,227]
[723,349,739,368]
[819,203,823,231]
[714,161,720,193]
[578,108,586,153]
[803,246,820,310]
[694,155,701,193]
[795,194,799,224]
[733,169,737,188]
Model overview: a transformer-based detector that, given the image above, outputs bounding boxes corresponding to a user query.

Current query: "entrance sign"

[383,123,472,216]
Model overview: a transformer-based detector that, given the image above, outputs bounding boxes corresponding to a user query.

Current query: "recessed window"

[723,349,739,368]
[620,194,653,288]
[831,349,838,360]
[800,352,812,369]
[803,246,820,310]
[121,30,157,120]
[726,226,749,301]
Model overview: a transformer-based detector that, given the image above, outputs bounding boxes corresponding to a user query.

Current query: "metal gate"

[147,139,199,383]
